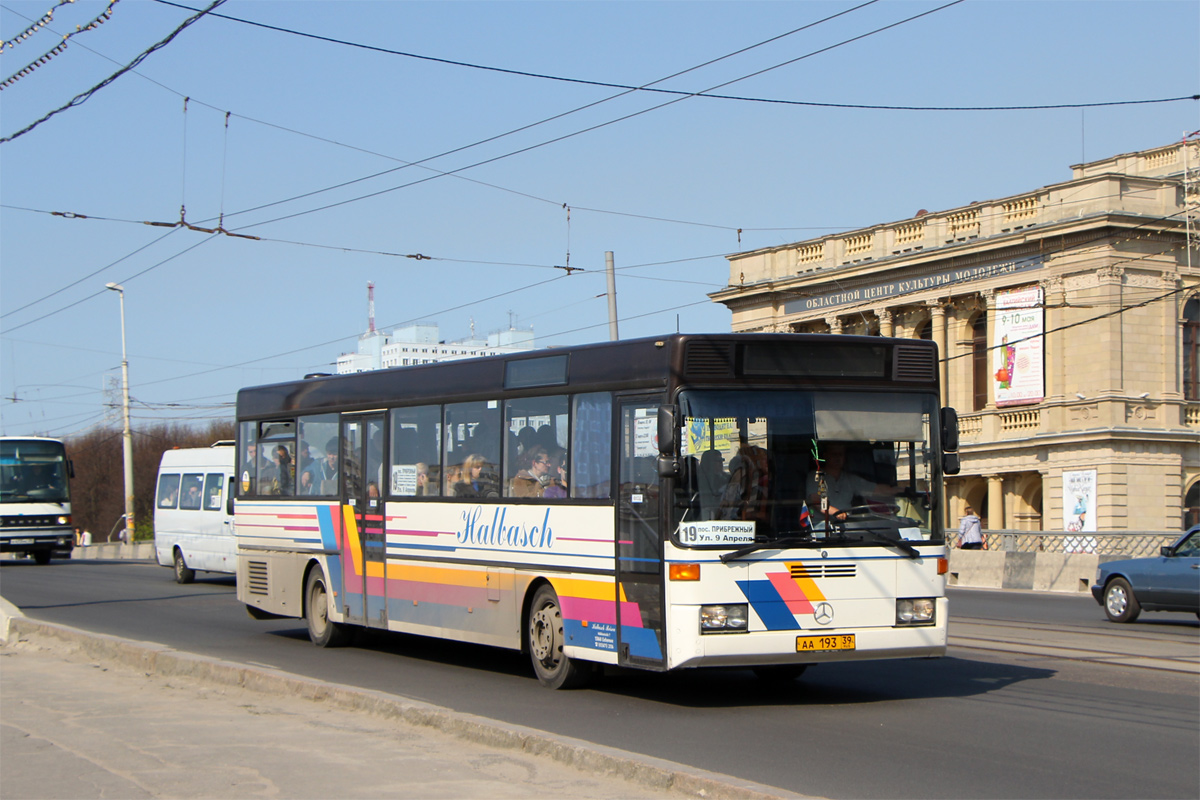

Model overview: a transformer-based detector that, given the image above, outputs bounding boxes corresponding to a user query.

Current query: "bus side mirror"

[227,478,236,516]
[67,459,76,479]
[657,405,679,478]
[657,405,677,456]
[943,451,961,475]
[941,407,959,452]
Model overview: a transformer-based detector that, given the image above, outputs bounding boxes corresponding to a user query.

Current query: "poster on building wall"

[1063,469,1097,533]
[993,286,1045,407]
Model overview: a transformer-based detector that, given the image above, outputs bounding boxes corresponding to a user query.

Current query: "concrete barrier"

[947,549,1098,593]
[70,542,156,561]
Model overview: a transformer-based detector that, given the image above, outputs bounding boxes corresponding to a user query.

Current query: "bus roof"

[237,332,938,420]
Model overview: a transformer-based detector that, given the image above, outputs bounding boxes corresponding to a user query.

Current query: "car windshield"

[672,389,942,549]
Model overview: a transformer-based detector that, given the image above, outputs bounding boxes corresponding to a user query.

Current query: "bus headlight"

[896,598,936,626]
[700,604,748,633]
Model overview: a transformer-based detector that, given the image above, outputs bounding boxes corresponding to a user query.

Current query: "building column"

[927,300,947,407]
[981,288,996,408]
[826,315,843,334]
[987,474,1005,530]
[877,308,894,338]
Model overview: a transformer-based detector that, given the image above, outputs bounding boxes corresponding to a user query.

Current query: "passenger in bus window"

[298,469,314,495]
[543,449,568,498]
[455,454,498,498]
[273,445,294,496]
[510,445,550,498]
[415,462,431,496]
[304,438,339,495]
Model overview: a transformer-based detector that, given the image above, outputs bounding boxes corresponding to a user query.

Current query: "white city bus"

[1,436,74,564]
[235,334,960,688]
[154,443,236,583]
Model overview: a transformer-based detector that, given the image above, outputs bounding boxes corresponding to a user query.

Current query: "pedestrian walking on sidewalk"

[958,506,984,549]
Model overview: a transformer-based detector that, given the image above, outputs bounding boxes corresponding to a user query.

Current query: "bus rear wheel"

[528,585,592,689]
[173,550,195,584]
[305,568,351,647]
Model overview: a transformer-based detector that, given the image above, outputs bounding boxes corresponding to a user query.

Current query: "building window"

[972,313,988,411]
[916,320,932,340]
[1184,297,1199,401]
[1185,482,1200,530]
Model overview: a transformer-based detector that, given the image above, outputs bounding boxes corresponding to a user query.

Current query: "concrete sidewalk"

[0,602,807,800]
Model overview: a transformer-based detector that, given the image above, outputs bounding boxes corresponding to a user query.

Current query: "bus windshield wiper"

[844,526,921,558]
[719,535,819,563]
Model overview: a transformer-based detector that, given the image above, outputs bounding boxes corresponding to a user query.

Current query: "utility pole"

[605,251,619,341]
[106,283,134,544]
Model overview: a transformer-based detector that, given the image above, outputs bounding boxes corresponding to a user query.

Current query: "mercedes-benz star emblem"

[813,603,834,626]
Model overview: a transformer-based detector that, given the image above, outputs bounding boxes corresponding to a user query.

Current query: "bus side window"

[389,405,442,497]
[239,421,258,496]
[572,392,612,499]
[157,474,181,509]
[444,401,500,497]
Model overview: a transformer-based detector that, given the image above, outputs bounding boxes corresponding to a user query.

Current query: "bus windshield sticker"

[678,520,755,545]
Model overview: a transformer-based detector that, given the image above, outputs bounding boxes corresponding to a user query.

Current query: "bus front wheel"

[305,568,351,647]
[528,585,592,689]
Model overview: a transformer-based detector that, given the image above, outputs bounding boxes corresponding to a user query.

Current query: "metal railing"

[951,530,1181,557]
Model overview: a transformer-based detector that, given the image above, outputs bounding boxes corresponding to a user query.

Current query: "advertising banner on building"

[1063,469,1097,533]
[993,286,1044,407]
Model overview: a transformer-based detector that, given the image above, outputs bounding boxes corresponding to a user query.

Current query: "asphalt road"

[2,558,1197,799]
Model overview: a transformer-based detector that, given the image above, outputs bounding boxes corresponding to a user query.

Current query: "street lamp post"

[106,282,134,545]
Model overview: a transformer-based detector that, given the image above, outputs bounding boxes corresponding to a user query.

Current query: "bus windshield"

[0,440,71,505]
[675,389,940,548]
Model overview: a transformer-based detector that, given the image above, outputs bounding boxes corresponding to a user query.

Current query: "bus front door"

[615,399,667,669]
[340,414,387,628]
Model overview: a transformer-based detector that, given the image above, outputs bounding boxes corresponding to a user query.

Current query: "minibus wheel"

[173,550,195,584]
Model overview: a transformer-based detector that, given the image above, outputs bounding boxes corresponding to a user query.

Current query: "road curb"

[2,609,813,800]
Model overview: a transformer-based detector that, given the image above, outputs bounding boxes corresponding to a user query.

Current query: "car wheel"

[305,568,351,647]
[527,584,593,689]
[173,550,195,584]
[1103,577,1141,623]
[32,550,52,565]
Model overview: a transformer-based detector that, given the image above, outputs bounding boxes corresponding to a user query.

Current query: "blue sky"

[1,0,1197,437]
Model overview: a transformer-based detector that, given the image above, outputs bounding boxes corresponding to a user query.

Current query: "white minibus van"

[154,442,236,583]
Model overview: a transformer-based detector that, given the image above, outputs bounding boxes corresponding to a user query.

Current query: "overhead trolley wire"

[152,0,1196,113]
[225,0,971,232]
[0,0,228,143]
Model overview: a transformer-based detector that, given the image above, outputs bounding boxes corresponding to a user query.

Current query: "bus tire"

[173,550,195,584]
[305,568,351,647]
[32,550,51,565]
[753,664,809,683]
[527,584,592,689]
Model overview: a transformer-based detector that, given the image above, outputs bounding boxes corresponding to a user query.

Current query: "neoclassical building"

[712,140,1200,533]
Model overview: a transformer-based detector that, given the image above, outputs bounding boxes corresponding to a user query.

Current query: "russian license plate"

[796,634,855,652]
[9,539,35,545]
